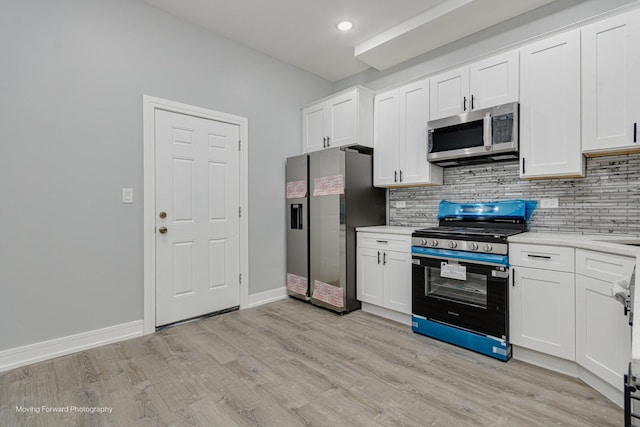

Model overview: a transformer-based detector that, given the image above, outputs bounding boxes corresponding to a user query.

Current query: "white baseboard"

[0,320,143,373]
[246,286,288,309]
[579,366,624,408]
[361,302,412,326]
[512,345,623,408]
[512,345,579,377]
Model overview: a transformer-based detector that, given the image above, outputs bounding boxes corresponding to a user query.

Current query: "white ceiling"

[144,0,556,82]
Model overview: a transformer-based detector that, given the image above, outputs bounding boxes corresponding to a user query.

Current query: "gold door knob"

[158,226,168,234]
[159,211,167,219]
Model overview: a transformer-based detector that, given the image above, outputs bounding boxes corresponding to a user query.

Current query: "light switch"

[122,188,134,204]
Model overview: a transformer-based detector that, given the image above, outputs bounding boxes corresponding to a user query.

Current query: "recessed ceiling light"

[337,21,353,31]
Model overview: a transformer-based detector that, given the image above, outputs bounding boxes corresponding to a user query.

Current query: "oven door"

[412,253,509,339]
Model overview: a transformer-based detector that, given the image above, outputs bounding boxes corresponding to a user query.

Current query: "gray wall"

[390,154,640,235]
[0,0,332,351]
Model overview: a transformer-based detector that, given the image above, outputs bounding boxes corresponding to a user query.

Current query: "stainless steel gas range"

[411,200,537,361]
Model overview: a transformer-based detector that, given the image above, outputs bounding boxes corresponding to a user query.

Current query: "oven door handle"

[412,246,508,267]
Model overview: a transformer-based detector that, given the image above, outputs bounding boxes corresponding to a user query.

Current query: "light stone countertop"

[355,225,417,236]
[508,231,640,258]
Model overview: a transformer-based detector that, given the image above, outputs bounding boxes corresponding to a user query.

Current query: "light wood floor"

[0,298,623,426]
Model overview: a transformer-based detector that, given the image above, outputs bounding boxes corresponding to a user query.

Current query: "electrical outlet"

[540,198,559,209]
[396,201,406,208]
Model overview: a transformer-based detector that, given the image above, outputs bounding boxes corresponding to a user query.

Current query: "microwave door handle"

[483,112,492,150]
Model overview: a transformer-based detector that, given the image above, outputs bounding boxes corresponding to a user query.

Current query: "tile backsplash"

[389,153,640,236]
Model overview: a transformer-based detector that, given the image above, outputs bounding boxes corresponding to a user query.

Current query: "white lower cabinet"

[510,266,575,360]
[575,249,635,391]
[509,242,636,405]
[357,232,412,315]
[576,275,631,390]
[382,250,412,314]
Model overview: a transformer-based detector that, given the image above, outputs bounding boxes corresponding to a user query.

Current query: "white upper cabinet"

[429,51,519,120]
[374,79,442,187]
[469,51,520,110]
[582,9,640,156]
[430,66,469,120]
[373,89,399,186]
[519,29,585,178]
[302,86,374,153]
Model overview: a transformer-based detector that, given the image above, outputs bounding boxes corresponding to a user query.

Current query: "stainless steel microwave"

[427,102,519,166]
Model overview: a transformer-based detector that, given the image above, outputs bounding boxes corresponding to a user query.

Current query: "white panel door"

[328,90,358,147]
[510,267,575,360]
[373,89,399,187]
[430,66,469,120]
[155,109,240,327]
[470,50,519,110]
[576,275,631,390]
[520,29,583,178]
[357,247,383,305]
[582,9,640,155]
[383,251,412,314]
[302,103,326,153]
[399,80,430,185]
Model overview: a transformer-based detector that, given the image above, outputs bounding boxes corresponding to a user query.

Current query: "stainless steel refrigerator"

[285,147,386,313]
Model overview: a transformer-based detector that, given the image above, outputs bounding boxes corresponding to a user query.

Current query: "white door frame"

[142,95,249,335]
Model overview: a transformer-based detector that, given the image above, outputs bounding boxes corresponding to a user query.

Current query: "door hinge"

[239,206,242,218]
[238,139,241,151]
[239,273,242,285]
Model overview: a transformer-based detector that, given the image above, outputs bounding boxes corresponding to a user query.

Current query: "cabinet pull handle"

[399,170,403,182]
[377,251,381,265]
[527,254,552,259]
[327,136,330,147]
[463,96,467,112]
[522,157,526,174]
[323,137,326,148]
[512,268,515,287]
[634,123,637,143]
[376,240,388,244]
[394,170,398,182]
[471,95,475,110]
[383,252,387,265]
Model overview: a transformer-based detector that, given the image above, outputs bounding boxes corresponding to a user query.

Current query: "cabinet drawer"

[357,233,411,253]
[509,243,574,272]
[575,249,635,283]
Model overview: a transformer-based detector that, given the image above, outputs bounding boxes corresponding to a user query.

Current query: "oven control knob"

[421,238,428,245]
[483,244,493,252]
[431,240,438,247]
[448,241,457,249]
[469,243,479,251]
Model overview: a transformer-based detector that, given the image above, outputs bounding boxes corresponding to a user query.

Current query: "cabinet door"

[520,30,584,178]
[576,275,631,390]
[327,90,358,148]
[582,9,640,155]
[399,80,440,185]
[382,251,412,314]
[302,103,326,153]
[510,267,575,360]
[373,89,399,187]
[429,66,469,120]
[470,51,519,110]
[357,247,384,305]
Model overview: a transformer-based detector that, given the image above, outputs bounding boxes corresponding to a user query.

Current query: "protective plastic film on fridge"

[286,147,386,313]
